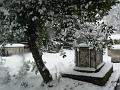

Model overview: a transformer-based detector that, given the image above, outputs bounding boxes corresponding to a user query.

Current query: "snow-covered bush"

[23,61,31,71]
[75,21,116,51]
[20,81,29,88]
[47,40,62,53]
[3,72,11,84]
[15,67,27,80]
[11,61,31,88]
[16,61,30,80]
[31,63,39,75]
[0,57,6,65]
[31,61,47,75]
[55,72,62,84]
[0,67,11,84]
[2,71,11,84]
[53,66,62,86]
[40,66,62,87]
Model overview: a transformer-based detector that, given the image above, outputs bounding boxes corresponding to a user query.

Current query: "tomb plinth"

[74,43,104,72]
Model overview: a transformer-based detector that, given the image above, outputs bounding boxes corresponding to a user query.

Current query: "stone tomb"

[108,45,120,63]
[74,43,104,72]
[62,43,113,86]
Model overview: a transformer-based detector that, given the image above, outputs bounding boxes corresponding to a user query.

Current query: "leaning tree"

[0,0,118,84]
[1,0,53,84]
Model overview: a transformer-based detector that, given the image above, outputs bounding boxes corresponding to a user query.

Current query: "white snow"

[109,34,120,40]
[2,55,24,75]
[0,44,25,48]
[0,49,120,90]
[111,44,120,49]
[76,43,90,47]
[0,67,9,84]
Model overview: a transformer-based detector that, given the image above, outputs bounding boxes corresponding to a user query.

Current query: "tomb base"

[62,63,113,86]
[74,62,104,73]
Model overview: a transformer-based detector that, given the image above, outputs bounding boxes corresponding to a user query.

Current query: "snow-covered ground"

[0,49,120,90]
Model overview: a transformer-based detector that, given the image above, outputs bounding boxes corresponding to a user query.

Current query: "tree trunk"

[26,29,53,84]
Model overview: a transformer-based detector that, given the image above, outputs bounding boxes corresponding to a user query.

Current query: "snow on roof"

[0,44,25,48]
[109,34,120,40]
[111,44,120,49]
[75,43,89,47]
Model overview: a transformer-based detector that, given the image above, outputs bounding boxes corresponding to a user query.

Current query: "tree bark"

[26,29,53,84]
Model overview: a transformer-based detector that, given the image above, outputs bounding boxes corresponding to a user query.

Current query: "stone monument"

[62,42,113,86]
[74,43,104,72]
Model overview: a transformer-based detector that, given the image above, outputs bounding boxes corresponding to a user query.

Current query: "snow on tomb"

[62,43,113,86]
[0,43,29,56]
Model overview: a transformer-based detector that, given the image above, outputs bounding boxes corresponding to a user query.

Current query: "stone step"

[61,63,113,86]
